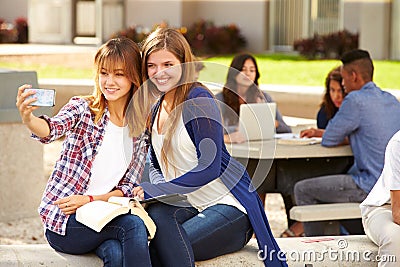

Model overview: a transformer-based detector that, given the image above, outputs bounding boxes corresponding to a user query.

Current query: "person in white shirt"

[360,130,400,266]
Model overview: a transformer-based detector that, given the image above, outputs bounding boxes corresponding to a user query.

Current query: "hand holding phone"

[24,88,56,107]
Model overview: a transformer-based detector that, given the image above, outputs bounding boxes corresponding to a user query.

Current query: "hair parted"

[222,53,264,126]
[83,37,142,124]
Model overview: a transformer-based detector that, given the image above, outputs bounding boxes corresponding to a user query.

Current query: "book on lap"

[75,193,187,239]
[76,196,157,239]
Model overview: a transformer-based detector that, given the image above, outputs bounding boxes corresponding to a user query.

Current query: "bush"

[293,30,359,59]
[112,20,247,56]
[0,17,28,43]
[183,19,246,56]
[111,25,150,44]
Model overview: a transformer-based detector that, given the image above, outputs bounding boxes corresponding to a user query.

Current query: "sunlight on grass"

[0,62,94,80]
[203,55,400,90]
[1,54,399,89]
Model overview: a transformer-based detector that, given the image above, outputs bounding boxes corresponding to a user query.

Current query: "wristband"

[88,195,94,202]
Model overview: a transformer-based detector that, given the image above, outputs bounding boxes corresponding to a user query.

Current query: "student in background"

[360,129,400,267]
[294,49,400,236]
[16,37,151,266]
[281,66,346,237]
[317,66,346,129]
[215,53,291,144]
[300,66,346,138]
[133,26,287,267]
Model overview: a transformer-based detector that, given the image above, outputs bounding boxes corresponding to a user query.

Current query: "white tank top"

[86,120,133,195]
[152,112,246,214]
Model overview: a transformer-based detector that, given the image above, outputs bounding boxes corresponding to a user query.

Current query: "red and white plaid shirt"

[33,97,149,235]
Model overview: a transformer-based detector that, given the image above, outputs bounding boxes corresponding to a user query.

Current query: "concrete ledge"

[0,240,262,267]
[0,236,377,267]
[290,203,362,222]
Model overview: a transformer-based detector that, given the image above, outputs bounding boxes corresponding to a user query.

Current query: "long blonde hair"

[83,37,142,124]
[141,27,197,171]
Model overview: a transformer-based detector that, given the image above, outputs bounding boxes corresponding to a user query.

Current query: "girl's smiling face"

[147,49,182,93]
[99,63,132,103]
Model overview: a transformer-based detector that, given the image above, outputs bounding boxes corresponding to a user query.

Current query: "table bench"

[290,203,362,235]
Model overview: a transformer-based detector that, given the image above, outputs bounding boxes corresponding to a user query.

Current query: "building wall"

[391,0,400,59]
[0,0,28,23]
[3,0,399,59]
[182,1,268,52]
[342,0,362,34]
[125,0,183,29]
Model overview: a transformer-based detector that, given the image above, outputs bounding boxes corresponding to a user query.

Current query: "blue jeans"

[45,214,151,267]
[147,203,253,267]
[294,174,368,236]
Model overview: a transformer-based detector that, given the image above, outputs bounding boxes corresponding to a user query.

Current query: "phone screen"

[25,88,56,107]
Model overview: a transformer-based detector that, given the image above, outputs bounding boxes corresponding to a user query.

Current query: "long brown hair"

[83,37,142,124]
[221,53,263,125]
[321,66,345,120]
[141,27,197,172]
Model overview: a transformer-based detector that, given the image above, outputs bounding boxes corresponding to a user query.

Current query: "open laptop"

[238,103,276,141]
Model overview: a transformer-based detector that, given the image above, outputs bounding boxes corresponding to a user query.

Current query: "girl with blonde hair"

[134,27,287,267]
[16,37,151,266]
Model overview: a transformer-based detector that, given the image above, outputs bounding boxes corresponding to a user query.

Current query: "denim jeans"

[294,174,368,236]
[147,203,253,267]
[45,214,151,267]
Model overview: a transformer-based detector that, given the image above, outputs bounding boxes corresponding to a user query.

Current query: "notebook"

[238,103,276,141]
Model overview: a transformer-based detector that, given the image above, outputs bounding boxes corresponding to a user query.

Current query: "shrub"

[183,19,246,56]
[112,20,247,56]
[111,25,150,44]
[0,17,28,43]
[15,17,28,43]
[293,30,359,59]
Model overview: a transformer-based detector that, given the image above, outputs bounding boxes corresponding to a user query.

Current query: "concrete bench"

[0,236,377,267]
[290,203,362,222]
[290,203,362,236]
[0,239,262,267]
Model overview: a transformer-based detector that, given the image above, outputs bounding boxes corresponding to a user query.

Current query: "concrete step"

[0,236,378,267]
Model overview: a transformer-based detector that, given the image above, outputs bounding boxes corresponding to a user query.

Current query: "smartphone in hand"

[25,88,56,107]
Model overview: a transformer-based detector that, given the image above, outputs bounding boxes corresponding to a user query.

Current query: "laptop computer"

[238,103,276,141]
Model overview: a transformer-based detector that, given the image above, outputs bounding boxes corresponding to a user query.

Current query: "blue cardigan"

[140,85,287,266]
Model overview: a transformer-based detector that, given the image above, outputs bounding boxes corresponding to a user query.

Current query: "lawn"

[1,53,399,89]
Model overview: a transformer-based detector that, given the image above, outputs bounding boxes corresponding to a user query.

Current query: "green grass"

[1,53,399,89]
[0,62,94,80]
[203,54,400,90]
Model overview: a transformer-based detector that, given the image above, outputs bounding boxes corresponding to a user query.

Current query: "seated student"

[215,53,291,144]
[360,129,400,267]
[134,27,287,267]
[317,66,346,129]
[294,49,400,236]
[15,37,151,266]
[281,66,346,237]
[301,66,346,138]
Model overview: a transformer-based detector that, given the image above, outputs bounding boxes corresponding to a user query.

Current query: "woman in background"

[301,66,346,138]
[216,53,292,144]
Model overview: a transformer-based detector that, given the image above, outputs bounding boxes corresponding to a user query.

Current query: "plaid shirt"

[33,97,149,235]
